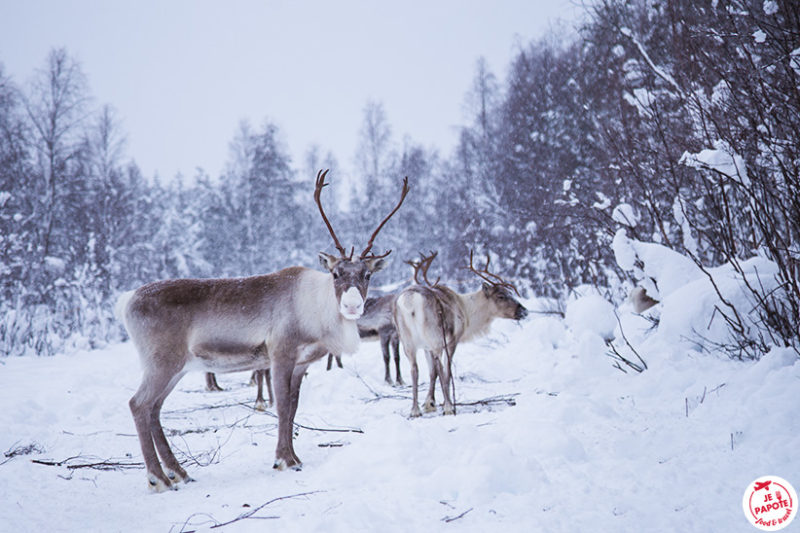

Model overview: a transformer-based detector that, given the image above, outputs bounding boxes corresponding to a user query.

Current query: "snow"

[680,140,751,186]
[2,246,799,531]
[592,191,611,210]
[790,48,800,79]
[612,203,638,227]
[672,195,699,256]
[763,0,779,15]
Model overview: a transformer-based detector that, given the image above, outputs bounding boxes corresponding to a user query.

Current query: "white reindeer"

[393,251,527,417]
[115,170,408,491]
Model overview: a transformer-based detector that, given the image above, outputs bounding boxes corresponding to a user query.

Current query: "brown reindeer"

[393,251,527,417]
[115,170,408,491]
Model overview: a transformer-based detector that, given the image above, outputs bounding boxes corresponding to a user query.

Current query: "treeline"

[2,0,798,358]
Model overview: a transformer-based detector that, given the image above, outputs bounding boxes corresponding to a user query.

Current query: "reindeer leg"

[423,350,439,413]
[254,370,267,411]
[205,372,223,391]
[438,344,456,415]
[403,344,421,418]
[392,335,403,386]
[265,368,274,408]
[130,367,181,492]
[151,373,192,484]
[335,354,343,368]
[381,333,392,385]
[271,358,299,470]
[326,353,333,371]
[286,363,309,467]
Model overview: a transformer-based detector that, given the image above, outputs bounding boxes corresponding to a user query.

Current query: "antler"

[360,176,410,259]
[405,251,439,286]
[466,250,520,296]
[314,169,352,259]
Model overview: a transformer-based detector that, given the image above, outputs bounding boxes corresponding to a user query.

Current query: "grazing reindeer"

[116,169,409,491]
[393,251,528,417]
[326,294,403,385]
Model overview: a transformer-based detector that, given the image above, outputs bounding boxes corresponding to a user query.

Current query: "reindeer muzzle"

[340,287,365,320]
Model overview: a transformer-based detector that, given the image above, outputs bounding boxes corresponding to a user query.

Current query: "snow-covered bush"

[613,226,794,361]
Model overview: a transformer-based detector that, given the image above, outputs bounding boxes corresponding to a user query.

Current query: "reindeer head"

[315,169,409,320]
[467,251,528,321]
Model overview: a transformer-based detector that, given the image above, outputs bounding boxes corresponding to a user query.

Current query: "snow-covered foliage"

[612,229,785,359]
[4,2,799,360]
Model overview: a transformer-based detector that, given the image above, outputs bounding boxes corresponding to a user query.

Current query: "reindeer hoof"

[410,406,422,418]
[423,402,436,413]
[147,475,176,493]
[395,379,405,387]
[273,458,302,471]
[168,469,194,484]
[443,405,456,416]
[254,399,267,412]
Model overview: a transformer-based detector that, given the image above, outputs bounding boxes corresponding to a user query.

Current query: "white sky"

[0,0,583,181]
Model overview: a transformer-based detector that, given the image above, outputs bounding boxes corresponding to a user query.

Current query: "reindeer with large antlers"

[393,251,528,417]
[115,170,409,491]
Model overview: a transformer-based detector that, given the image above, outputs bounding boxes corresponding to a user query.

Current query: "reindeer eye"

[332,272,340,280]
[365,272,372,280]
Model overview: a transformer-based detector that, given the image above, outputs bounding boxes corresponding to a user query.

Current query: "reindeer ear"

[318,252,340,272]
[481,282,493,295]
[364,256,387,273]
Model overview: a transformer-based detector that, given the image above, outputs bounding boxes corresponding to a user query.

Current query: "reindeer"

[630,286,659,313]
[115,170,409,491]
[393,251,528,417]
[357,294,403,385]
[326,293,403,385]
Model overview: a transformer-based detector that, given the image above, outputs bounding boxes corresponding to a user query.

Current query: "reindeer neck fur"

[295,269,360,355]
[457,288,499,343]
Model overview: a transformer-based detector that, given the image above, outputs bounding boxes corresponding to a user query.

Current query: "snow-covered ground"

[1,237,798,532]
[1,281,797,532]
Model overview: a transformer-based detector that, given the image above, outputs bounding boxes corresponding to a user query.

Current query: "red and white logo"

[743,476,797,531]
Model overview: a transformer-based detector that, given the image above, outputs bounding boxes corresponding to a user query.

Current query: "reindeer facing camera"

[116,170,408,491]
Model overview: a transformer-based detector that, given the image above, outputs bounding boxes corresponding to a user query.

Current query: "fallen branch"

[442,507,473,523]
[456,394,519,408]
[354,370,410,403]
[317,441,348,448]
[31,455,144,471]
[177,491,323,533]
[1,441,45,465]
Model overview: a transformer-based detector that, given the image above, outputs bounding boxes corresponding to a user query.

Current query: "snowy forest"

[1,0,799,362]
